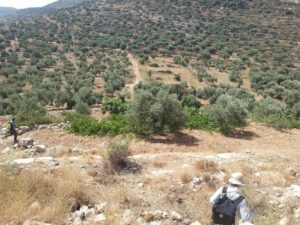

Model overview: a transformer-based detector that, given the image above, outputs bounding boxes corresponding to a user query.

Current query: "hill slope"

[5,0,85,19]
[0,0,299,118]
[0,7,17,18]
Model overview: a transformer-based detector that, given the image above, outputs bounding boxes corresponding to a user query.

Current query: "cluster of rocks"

[267,184,300,225]
[67,202,107,225]
[2,138,47,155]
[34,122,70,131]
[138,210,191,225]
[0,122,70,142]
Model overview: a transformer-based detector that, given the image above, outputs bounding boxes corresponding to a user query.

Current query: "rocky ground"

[0,123,300,225]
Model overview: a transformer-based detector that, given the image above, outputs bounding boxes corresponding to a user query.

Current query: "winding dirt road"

[127,53,142,98]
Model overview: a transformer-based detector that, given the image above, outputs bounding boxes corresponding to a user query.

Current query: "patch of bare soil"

[126,53,143,98]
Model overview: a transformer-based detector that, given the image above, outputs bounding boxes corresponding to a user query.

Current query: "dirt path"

[127,53,142,98]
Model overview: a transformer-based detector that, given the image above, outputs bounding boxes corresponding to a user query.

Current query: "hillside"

[0,0,299,112]
[0,7,17,18]
[2,0,85,19]
[0,1,300,224]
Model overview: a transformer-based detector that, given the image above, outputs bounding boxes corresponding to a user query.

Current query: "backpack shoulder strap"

[222,186,228,194]
[233,195,244,207]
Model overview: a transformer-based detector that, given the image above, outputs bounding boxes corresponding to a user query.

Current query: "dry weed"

[180,170,193,184]
[0,165,91,224]
[194,160,219,177]
[153,161,167,168]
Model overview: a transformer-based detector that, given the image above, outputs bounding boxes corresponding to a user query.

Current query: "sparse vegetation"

[0,166,91,224]
[208,94,249,134]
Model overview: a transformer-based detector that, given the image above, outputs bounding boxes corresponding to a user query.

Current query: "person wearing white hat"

[210,173,255,225]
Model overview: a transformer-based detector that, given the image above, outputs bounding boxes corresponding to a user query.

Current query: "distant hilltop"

[0,0,85,20]
[281,0,300,4]
[0,7,17,17]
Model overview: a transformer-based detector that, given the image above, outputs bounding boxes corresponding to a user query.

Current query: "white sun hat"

[228,172,245,186]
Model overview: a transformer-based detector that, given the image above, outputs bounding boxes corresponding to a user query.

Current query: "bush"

[292,102,300,119]
[253,98,300,129]
[74,101,91,115]
[208,94,249,134]
[106,140,130,172]
[15,111,51,128]
[182,94,201,108]
[68,113,131,136]
[128,90,187,136]
[101,97,126,114]
[174,73,181,81]
[186,107,216,131]
[14,98,51,127]
[253,98,286,120]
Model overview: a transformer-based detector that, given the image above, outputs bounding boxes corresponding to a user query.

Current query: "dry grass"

[242,184,279,225]
[97,185,131,225]
[153,161,167,168]
[0,165,91,224]
[186,184,214,225]
[194,160,219,177]
[180,170,193,183]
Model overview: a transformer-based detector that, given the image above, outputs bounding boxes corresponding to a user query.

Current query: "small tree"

[253,97,286,120]
[101,97,126,114]
[128,90,186,135]
[208,94,248,134]
[75,101,91,115]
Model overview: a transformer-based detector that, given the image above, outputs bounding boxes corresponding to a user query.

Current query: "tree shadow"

[146,131,201,146]
[226,130,260,140]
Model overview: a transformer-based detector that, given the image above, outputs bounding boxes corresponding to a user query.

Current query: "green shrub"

[97,114,131,136]
[15,111,51,128]
[128,90,186,136]
[208,94,249,134]
[149,63,159,67]
[68,113,131,136]
[74,101,91,115]
[102,97,126,114]
[253,98,300,129]
[174,73,181,81]
[186,107,216,131]
[106,140,130,172]
[259,114,300,130]
[292,102,300,119]
[229,70,243,85]
[253,98,286,120]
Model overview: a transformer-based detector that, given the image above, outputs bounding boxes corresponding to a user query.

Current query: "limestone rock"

[22,220,52,225]
[48,145,68,156]
[192,177,202,186]
[153,210,168,220]
[29,201,41,214]
[94,213,106,223]
[280,185,300,203]
[190,222,201,225]
[2,147,13,154]
[149,222,162,225]
[20,138,34,148]
[170,211,183,221]
[151,169,174,177]
[278,217,289,225]
[294,207,300,219]
[34,145,47,153]
[18,126,31,135]
[10,157,58,166]
[123,209,135,224]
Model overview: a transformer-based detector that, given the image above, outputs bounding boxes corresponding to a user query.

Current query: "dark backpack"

[212,187,244,225]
